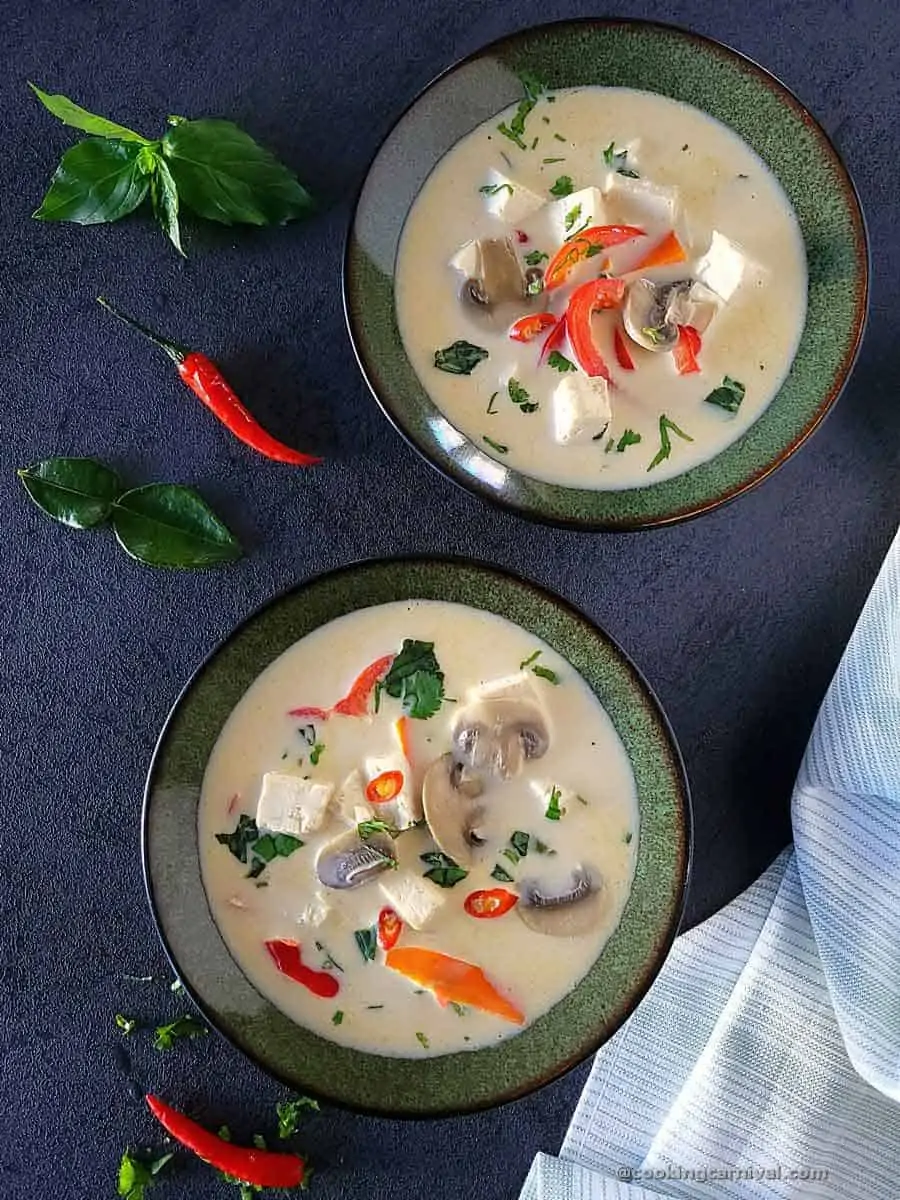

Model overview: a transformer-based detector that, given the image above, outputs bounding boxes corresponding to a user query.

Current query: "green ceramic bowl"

[144,558,690,1116]
[344,19,868,530]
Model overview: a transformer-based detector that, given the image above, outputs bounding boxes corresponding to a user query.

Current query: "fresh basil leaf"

[253,834,278,863]
[162,118,313,226]
[34,138,149,224]
[149,156,184,256]
[433,340,488,376]
[549,175,573,198]
[153,1014,207,1050]
[704,375,746,413]
[30,84,149,143]
[111,484,241,568]
[118,1150,172,1199]
[276,1096,319,1139]
[510,831,530,857]
[421,850,468,888]
[216,814,259,863]
[547,351,575,373]
[616,430,642,452]
[17,457,122,528]
[354,926,377,962]
[491,863,514,883]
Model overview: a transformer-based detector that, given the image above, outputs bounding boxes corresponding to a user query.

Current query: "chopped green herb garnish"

[501,847,520,865]
[531,136,539,150]
[548,351,576,373]
[604,436,615,453]
[421,851,468,888]
[533,838,553,854]
[281,751,288,759]
[449,1002,467,1016]
[483,435,509,455]
[508,377,539,413]
[554,132,566,142]
[648,413,694,472]
[252,834,278,862]
[641,325,668,346]
[276,1096,319,1139]
[478,182,514,196]
[519,649,541,668]
[602,140,639,178]
[332,1010,344,1026]
[115,1013,138,1036]
[309,742,325,766]
[217,813,301,880]
[491,863,514,882]
[367,1004,385,1010]
[496,71,544,148]
[433,340,489,376]
[153,1015,208,1050]
[383,639,445,719]
[525,273,544,297]
[616,429,642,452]
[215,813,259,863]
[354,926,378,962]
[545,786,564,821]
[486,390,499,414]
[315,940,343,972]
[510,830,530,857]
[624,830,634,844]
[564,202,583,232]
[549,174,574,198]
[254,880,269,889]
[542,156,565,164]
[373,678,384,713]
[358,818,402,840]
[415,1031,431,1049]
[273,833,303,857]
[117,1150,173,1200]
[532,664,559,685]
[542,116,550,124]
[576,794,589,806]
[704,375,746,413]
[523,249,549,266]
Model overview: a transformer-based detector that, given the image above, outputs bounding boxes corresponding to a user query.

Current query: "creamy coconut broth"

[199,600,638,1057]
[395,86,808,487]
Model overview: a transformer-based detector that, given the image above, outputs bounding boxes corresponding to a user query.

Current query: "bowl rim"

[342,15,870,532]
[142,553,693,1118]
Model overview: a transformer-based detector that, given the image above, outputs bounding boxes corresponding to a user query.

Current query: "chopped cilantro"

[525,273,544,296]
[252,834,278,862]
[616,429,642,452]
[549,174,574,198]
[545,786,564,821]
[704,376,746,413]
[519,649,541,668]
[602,140,639,177]
[542,156,565,164]
[604,436,615,453]
[354,926,378,962]
[624,830,634,844]
[416,1030,431,1049]
[421,851,468,888]
[309,742,325,766]
[576,794,589,806]
[554,132,566,142]
[115,1013,138,1036]
[153,1015,208,1050]
[524,249,549,266]
[531,136,539,150]
[548,351,576,372]
[332,1010,344,1026]
[478,182,514,196]
[533,838,553,854]
[433,340,489,376]
[648,414,694,472]
[449,1001,467,1016]
[510,830,530,857]
[215,813,258,863]
[383,639,445,719]
[497,71,544,149]
[483,435,509,455]
[315,941,343,972]
[532,664,559,685]
[564,202,583,232]
[508,377,539,413]
[117,1150,173,1200]
[501,847,520,865]
[491,863,514,882]
[358,818,402,840]
[216,814,301,880]
[486,390,499,414]
[273,833,303,857]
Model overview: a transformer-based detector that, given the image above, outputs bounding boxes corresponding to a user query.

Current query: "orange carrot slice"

[385,947,525,1025]
[630,230,687,272]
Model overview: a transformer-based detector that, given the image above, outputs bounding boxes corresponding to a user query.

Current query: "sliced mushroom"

[456,237,527,326]
[315,828,396,890]
[452,698,549,779]
[623,277,720,351]
[422,752,485,867]
[665,279,720,334]
[517,867,604,937]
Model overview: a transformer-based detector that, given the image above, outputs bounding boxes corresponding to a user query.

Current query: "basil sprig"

[18,457,241,568]
[30,84,313,254]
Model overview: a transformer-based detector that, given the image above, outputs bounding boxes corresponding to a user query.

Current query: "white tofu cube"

[603,174,680,228]
[696,230,752,301]
[364,754,421,827]
[256,773,334,837]
[468,670,541,706]
[378,872,446,930]
[553,373,612,445]
[449,239,480,277]
[335,769,370,825]
[544,186,607,244]
[481,170,545,225]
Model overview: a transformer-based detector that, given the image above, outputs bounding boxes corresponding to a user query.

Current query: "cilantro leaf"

[491,863,514,882]
[545,786,564,821]
[532,664,560,685]
[497,73,544,148]
[309,742,325,766]
[508,378,539,413]
[479,182,514,196]
[510,830,530,857]
[548,351,576,373]
[358,818,402,840]
[483,435,509,455]
[524,249,548,266]
[276,1096,319,1139]
[704,376,746,413]
[433,340,489,376]
[616,430,642,452]
[153,1014,208,1050]
[421,851,468,888]
[216,814,259,864]
[519,649,542,668]
[332,1010,344,1025]
[383,640,445,719]
[647,414,694,472]
[549,175,574,198]
[118,1150,173,1200]
[564,202,583,232]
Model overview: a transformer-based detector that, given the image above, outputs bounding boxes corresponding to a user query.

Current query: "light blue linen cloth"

[521,528,900,1199]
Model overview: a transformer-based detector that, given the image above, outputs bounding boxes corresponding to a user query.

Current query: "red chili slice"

[366,770,404,805]
[378,906,403,951]
[264,939,340,998]
[509,312,557,343]
[613,327,635,371]
[464,888,519,919]
[673,324,702,375]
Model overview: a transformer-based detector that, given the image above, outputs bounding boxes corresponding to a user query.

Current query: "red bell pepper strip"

[565,278,626,381]
[630,230,687,272]
[544,225,645,290]
[96,298,321,466]
[289,653,394,721]
[613,328,635,371]
[366,770,404,804]
[538,312,568,364]
[509,312,557,343]
[265,939,340,998]
[464,888,519,918]
[673,324,702,375]
[146,1095,306,1189]
[378,906,403,951]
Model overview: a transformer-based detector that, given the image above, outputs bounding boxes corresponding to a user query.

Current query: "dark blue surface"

[1,1,897,1197]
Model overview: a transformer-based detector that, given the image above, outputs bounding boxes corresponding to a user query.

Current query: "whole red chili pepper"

[97,297,321,466]
[146,1095,305,1188]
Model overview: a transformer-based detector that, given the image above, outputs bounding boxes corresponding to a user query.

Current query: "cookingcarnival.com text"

[616,1165,830,1184]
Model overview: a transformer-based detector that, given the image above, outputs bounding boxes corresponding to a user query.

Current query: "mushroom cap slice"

[422,752,485,868]
[315,828,396,890]
[517,867,604,937]
[622,277,680,351]
[452,698,549,779]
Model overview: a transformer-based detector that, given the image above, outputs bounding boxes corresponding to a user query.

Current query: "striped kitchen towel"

[521,527,900,1199]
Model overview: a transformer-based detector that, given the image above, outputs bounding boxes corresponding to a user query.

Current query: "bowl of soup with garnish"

[144,559,689,1115]
[344,20,867,529]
